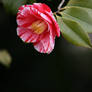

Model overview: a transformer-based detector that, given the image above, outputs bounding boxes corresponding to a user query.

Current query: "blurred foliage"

[28,0,36,4]
[57,0,92,49]
[1,0,37,14]
[0,50,12,67]
[1,0,62,14]
[1,0,26,14]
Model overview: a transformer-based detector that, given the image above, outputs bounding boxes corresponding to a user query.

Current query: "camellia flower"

[17,3,60,54]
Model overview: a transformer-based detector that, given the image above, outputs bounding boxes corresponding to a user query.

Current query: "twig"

[58,0,65,10]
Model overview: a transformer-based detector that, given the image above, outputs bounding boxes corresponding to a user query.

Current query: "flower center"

[31,20,47,34]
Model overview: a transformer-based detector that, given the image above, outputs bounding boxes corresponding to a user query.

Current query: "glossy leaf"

[60,6,92,33]
[67,0,92,9]
[56,0,92,48]
[57,16,92,48]
[61,0,92,33]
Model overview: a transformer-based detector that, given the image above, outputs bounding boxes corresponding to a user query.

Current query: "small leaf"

[0,50,12,67]
[57,16,92,48]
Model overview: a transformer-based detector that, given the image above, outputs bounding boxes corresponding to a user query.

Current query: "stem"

[58,0,65,10]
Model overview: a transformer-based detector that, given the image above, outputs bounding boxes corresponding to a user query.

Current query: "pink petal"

[17,5,38,27]
[34,31,55,54]
[18,5,31,17]
[17,27,39,43]
[31,5,52,24]
[16,3,60,54]
[33,3,51,13]
[45,11,60,37]
[31,3,60,37]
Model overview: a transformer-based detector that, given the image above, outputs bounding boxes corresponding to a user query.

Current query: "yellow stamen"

[31,20,47,34]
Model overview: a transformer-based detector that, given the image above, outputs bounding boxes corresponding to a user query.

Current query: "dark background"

[0,0,92,92]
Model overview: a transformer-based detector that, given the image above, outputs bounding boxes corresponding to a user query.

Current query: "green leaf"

[57,16,92,48]
[61,0,92,33]
[67,0,92,9]
[60,6,92,33]
[2,0,26,14]
[0,50,12,67]
[56,0,92,48]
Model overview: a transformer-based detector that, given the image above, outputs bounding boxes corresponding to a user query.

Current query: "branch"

[58,0,65,10]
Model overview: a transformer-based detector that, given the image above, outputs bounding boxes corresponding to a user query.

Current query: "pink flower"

[17,3,60,54]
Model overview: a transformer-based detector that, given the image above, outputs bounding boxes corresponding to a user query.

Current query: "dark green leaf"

[57,16,92,48]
